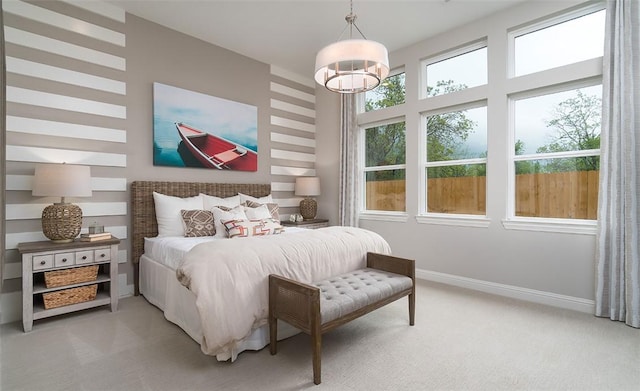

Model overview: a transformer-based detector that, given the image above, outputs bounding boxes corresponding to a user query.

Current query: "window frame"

[504,79,602,233]
[507,3,606,78]
[361,67,407,114]
[420,39,488,100]
[359,117,408,217]
[417,101,490,226]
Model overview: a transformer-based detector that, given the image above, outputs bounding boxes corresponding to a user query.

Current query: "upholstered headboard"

[130,181,271,294]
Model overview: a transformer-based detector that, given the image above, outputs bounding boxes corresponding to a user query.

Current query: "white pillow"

[153,192,203,237]
[211,205,248,237]
[238,192,273,204]
[244,204,272,220]
[201,193,241,210]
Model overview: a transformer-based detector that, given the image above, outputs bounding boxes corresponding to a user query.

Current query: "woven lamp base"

[299,197,317,220]
[42,203,83,243]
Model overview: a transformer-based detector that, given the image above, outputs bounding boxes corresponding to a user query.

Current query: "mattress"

[139,233,303,361]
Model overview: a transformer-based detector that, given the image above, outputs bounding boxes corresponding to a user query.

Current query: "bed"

[130,181,391,361]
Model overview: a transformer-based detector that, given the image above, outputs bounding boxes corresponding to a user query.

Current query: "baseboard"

[416,268,595,314]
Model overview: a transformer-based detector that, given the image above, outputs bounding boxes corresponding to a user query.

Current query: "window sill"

[359,211,409,222]
[502,218,597,235]
[415,214,491,228]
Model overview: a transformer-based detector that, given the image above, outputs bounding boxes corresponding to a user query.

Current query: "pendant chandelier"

[314,0,390,94]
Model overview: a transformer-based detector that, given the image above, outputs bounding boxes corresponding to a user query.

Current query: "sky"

[367,8,606,158]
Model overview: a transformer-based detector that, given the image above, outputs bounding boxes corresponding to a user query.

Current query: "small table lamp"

[32,163,92,243]
[295,177,321,220]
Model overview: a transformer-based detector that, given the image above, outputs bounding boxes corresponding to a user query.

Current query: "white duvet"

[175,226,391,359]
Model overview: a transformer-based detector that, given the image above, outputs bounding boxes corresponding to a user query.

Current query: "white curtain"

[338,94,359,227]
[595,0,640,328]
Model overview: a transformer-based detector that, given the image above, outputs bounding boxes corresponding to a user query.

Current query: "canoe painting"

[152,82,258,171]
[176,122,257,171]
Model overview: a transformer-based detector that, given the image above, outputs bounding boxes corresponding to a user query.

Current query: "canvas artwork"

[153,82,258,171]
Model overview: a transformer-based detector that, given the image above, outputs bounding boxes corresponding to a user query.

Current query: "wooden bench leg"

[312,329,321,385]
[269,275,278,355]
[269,314,278,355]
[409,292,415,326]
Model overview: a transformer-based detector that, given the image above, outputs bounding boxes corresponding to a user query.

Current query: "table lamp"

[295,177,321,220]
[32,163,92,243]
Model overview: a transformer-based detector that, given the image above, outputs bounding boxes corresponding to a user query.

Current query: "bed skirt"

[139,254,300,361]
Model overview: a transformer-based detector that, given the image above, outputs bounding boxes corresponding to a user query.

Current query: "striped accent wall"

[2,0,129,314]
[269,65,317,219]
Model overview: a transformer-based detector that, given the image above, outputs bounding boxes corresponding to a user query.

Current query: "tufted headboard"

[130,181,271,294]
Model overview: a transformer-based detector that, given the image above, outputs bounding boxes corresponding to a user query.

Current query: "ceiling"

[109,0,527,80]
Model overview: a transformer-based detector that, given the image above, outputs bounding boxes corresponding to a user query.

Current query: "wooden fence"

[365,170,599,219]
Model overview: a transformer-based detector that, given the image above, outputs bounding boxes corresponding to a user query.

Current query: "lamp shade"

[32,163,92,198]
[314,39,390,93]
[295,177,321,197]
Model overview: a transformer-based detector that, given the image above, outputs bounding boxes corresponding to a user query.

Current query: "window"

[422,43,487,98]
[364,72,406,112]
[512,9,605,77]
[363,121,406,212]
[423,105,487,215]
[512,85,601,219]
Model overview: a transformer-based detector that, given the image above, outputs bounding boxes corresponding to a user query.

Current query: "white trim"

[7,87,127,119]
[416,214,491,228]
[270,82,315,104]
[359,212,409,222]
[270,132,316,148]
[270,116,315,133]
[270,99,316,119]
[6,57,126,95]
[6,145,127,167]
[502,218,597,235]
[2,1,125,46]
[513,149,600,161]
[7,116,126,143]
[416,268,595,314]
[4,27,126,71]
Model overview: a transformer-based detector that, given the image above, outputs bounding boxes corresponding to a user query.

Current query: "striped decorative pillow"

[223,218,284,238]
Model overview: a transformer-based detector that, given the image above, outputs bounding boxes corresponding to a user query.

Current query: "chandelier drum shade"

[315,2,389,94]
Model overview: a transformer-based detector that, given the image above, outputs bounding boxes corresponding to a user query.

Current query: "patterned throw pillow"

[244,200,280,221]
[181,209,215,237]
[211,205,246,238]
[223,218,284,238]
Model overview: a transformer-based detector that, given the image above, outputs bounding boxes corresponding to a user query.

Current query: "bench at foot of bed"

[268,252,415,385]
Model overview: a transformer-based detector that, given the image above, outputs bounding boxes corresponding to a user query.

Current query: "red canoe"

[176,122,257,171]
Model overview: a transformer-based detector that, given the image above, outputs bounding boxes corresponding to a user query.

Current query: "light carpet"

[1,280,638,390]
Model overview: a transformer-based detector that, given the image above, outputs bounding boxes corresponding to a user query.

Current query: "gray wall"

[316,0,598,307]
[1,2,316,323]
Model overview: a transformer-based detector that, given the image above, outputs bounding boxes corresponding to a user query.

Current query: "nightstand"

[281,218,329,229]
[18,237,120,332]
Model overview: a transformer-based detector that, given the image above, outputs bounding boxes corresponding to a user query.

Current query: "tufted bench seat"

[269,252,415,385]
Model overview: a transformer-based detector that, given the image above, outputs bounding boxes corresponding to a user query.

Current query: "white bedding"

[175,226,391,359]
